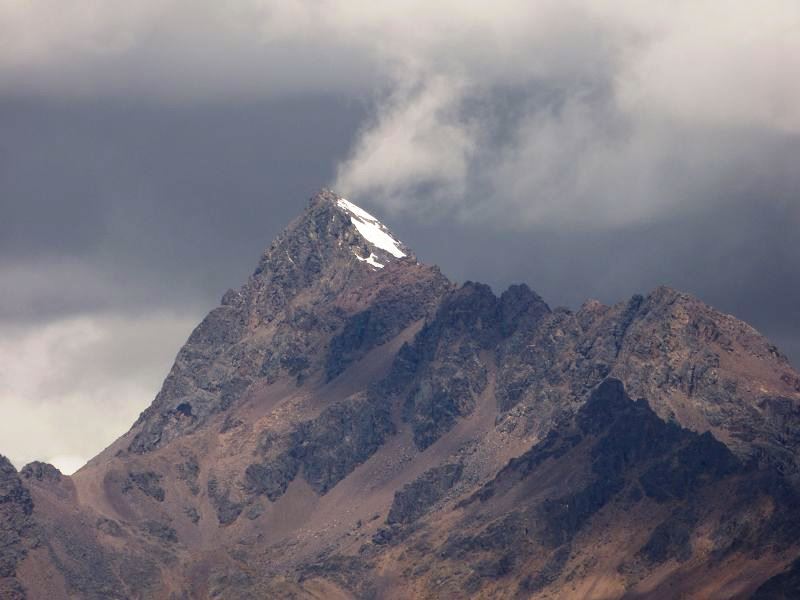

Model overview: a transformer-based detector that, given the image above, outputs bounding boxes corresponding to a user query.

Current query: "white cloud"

[0,312,197,473]
[332,1,800,227]
[613,2,800,134]
[335,76,477,213]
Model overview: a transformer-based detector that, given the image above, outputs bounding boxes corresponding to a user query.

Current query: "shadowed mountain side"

[304,380,799,598]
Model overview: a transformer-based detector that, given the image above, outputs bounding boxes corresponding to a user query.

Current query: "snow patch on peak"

[353,250,384,269]
[337,198,378,223]
[337,198,406,258]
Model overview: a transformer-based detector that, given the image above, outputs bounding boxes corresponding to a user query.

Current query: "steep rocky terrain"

[0,457,34,599]
[2,189,800,599]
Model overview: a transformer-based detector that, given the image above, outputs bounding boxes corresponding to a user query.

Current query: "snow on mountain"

[336,198,406,258]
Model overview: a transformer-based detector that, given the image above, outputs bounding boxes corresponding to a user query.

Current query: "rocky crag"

[2,190,800,599]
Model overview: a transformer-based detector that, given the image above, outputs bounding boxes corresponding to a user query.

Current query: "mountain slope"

[3,190,800,599]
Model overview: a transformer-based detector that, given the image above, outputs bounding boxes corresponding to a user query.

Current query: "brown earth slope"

[3,190,800,599]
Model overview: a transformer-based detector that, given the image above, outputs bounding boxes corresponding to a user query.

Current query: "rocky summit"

[3,189,800,599]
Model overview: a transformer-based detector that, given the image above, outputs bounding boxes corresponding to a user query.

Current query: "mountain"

[2,189,800,599]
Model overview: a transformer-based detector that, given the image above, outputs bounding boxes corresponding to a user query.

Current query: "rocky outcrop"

[244,445,298,502]
[401,283,497,409]
[387,463,463,525]
[0,456,33,599]
[244,391,395,510]
[399,282,550,449]
[293,392,396,494]
[638,508,696,564]
[325,263,451,381]
[208,477,244,526]
[608,287,800,473]
[20,462,61,484]
[491,286,800,479]
[123,471,165,502]
[175,454,200,495]
[391,379,793,597]
[140,521,177,544]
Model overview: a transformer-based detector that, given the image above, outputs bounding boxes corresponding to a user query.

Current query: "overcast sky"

[1,1,799,474]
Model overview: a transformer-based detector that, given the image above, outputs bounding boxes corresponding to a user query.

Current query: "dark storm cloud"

[1,1,798,471]
[1,95,365,320]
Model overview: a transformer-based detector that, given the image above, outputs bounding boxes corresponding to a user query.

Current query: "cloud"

[334,1,800,227]
[45,455,88,477]
[0,258,140,320]
[614,3,800,134]
[3,2,797,228]
[0,0,380,100]
[335,76,478,213]
[0,312,198,471]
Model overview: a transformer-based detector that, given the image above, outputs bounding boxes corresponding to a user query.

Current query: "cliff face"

[496,285,800,477]
[128,189,450,454]
[0,456,34,600]
[3,190,800,599]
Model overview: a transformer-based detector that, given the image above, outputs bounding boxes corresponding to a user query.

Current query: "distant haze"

[1,1,798,473]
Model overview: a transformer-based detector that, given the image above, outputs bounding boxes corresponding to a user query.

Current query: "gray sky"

[1,1,799,473]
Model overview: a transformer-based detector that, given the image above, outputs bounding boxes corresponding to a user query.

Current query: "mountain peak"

[9,188,800,599]
[125,189,447,454]
[307,188,410,269]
